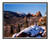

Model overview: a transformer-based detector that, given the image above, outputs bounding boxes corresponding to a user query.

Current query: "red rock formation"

[36,11,42,17]
[39,17,44,22]
[32,14,34,16]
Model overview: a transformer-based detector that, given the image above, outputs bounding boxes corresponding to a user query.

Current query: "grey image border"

[2,2,48,39]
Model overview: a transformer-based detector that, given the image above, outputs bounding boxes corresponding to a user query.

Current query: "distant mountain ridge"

[4,11,26,18]
[16,12,26,15]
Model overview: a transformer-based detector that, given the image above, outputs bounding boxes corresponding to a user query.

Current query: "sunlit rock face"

[36,11,42,17]
[32,14,34,16]
[39,17,44,22]
[12,25,46,38]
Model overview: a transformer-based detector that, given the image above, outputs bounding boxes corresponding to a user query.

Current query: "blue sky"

[4,3,47,16]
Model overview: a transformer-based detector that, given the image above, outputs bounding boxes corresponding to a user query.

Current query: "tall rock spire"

[36,11,42,17]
